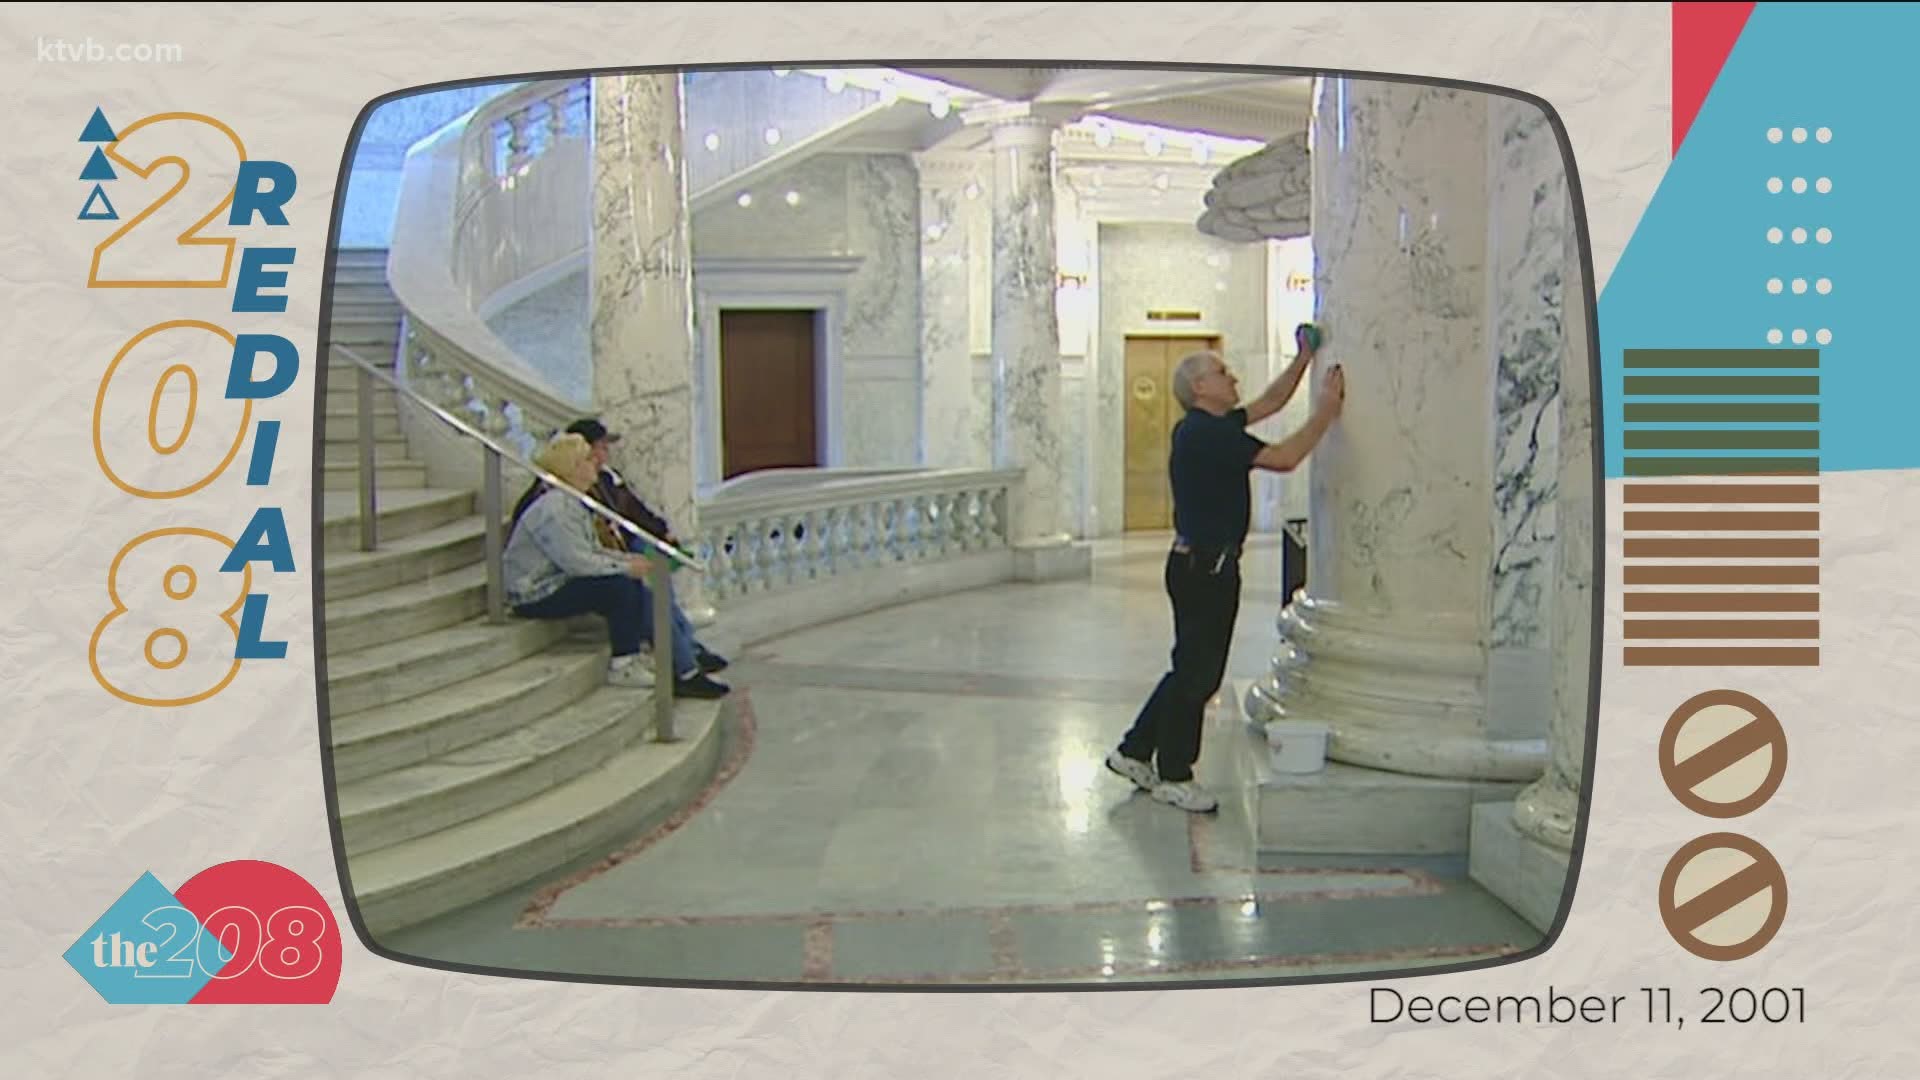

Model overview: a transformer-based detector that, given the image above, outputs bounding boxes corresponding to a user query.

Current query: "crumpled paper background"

[2,2,1913,1077]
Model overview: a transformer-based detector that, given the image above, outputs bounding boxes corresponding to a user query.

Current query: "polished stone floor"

[384,534,1542,985]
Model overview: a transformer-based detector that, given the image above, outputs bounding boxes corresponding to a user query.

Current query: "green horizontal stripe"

[1623,430,1820,450]
[1624,457,1820,476]
[1624,402,1820,422]
[1625,376,1819,396]
[1624,349,1819,369]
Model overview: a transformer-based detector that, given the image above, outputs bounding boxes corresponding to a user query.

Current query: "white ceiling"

[817,65,1313,224]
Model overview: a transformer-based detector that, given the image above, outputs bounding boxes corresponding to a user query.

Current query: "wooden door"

[719,309,819,480]
[1122,336,1220,532]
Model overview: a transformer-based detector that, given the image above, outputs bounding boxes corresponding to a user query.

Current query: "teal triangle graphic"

[80,147,117,182]
[79,184,118,221]
[62,871,218,1005]
[80,107,117,142]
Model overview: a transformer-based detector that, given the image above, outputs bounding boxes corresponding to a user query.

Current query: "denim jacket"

[503,486,631,607]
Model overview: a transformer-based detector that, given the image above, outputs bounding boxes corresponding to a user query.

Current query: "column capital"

[959,100,1080,141]
[911,150,985,186]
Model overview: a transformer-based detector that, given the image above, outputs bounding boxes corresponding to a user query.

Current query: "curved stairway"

[319,248,730,937]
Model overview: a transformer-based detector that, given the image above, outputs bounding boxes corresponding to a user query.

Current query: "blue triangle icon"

[80,147,117,182]
[80,107,116,142]
[79,184,117,221]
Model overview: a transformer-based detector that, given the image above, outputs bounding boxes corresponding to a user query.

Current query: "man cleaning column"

[1106,325,1346,813]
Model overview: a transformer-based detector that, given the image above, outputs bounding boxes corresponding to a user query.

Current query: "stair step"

[329,300,402,318]
[324,386,400,412]
[322,514,488,602]
[330,265,389,284]
[339,679,650,854]
[329,281,395,300]
[329,316,400,345]
[323,562,488,650]
[324,617,568,717]
[321,488,474,550]
[328,646,605,783]
[349,696,728,936]
[321,411,403,440]
[321,439,413,465]
[323,461,429,491]
[332,247,389,267]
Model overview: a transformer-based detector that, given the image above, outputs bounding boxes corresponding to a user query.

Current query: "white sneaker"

[1105,750,1158,792]
[1151,780,1219,814]
[606,656,656,689]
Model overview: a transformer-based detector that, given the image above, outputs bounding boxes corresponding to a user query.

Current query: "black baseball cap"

[565,419,621,444]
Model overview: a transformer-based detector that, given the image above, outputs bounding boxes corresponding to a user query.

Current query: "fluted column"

[1246,78,1543,782]
[588,74,705,608]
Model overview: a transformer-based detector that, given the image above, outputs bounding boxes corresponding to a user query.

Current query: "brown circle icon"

[1659,689,1787,819]
[1659,832,1788,962]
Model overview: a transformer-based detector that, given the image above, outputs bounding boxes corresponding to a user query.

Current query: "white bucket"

[1265,721,1329,774]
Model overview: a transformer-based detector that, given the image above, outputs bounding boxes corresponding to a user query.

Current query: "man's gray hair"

[1171,350,1221,410]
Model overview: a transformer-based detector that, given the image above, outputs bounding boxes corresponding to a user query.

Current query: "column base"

[1255,760,1529,856]
[1468,801,1572,933]
[1247,595,1546,781]
[1012,535,1092,582]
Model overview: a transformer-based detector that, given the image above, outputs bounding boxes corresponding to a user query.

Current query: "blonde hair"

[533,432,595,489]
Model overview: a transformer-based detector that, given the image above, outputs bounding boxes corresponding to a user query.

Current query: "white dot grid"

[1816,278,1832,294]
[1767,278,1784,293]
[1792,227,1808,244]
[1817,227,1832,244]
[1768,227,1784,243]
[1791,177,1808,193]
[1817,329,1833,344]
[1768,127,1784,142]
[1767,328,1784,344]
[1792,278,1807,293]
[1816,126,1832,143]
[1792,329,1808,344]
[1792,127,1808,142]
[1816,177,1832,193]
[1768,177,1783,193]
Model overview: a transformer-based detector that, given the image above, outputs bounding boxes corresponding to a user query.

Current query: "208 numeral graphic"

[88,112,249,289]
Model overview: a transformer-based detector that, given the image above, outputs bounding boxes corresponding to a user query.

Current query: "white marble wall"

[917,157,980,468]
[485,270,593,405]
[1092,223,1270,538]
[590,73,699,543]
[688,152,922,471]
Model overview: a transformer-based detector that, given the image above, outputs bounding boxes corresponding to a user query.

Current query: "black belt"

[1172,537,1241,573]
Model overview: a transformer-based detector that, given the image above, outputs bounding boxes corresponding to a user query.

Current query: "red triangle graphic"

[1673,1,1756,156]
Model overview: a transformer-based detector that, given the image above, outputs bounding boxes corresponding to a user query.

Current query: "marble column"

[987,115,1072,547]
[914,153,979,469]
[588,74,707,613]
[1247,79,1543,782]
[1485,98,1570,740]
[1512,185,1594,851]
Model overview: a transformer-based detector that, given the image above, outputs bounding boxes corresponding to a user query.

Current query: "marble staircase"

[319,249,729,937]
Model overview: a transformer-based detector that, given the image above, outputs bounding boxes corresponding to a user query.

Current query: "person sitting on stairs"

[503,432,730,699]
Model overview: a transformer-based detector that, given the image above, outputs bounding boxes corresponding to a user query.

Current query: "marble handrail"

[693,468,1020,601]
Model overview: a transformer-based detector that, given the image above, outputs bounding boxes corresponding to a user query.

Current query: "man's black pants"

[1118,545,1242,783]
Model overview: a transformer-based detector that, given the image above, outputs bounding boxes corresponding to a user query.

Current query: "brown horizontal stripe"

[1626,565,1819,585]
[1625,620,1819,640]
[1623,592,1819,612]
[1623,538,1820,558]
[1625,647,1820,666]
[1624,512,1819,531]
[1624,484,1819,504]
